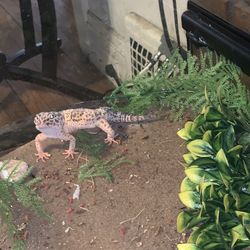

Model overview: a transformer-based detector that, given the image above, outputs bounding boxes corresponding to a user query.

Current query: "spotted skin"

[34,107,153,162]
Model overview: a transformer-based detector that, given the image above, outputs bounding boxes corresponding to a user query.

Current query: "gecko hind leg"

[96,119,120,145]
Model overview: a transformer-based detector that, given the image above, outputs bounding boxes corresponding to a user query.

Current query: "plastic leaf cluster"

[177,104,250,250]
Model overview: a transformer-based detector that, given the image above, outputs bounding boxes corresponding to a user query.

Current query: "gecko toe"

[35,152,51,162]
[63,150,78,159]
[105,138,120,145]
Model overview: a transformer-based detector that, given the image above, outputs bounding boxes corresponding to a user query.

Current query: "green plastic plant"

[105,49,250,128]
[78,153,133,182]
[0,161,49,250]
[76,132,133,182]
[177,103,250,250]
[76,131,107,159]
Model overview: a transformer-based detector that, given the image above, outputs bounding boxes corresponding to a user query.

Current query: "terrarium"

[0,0,250,249]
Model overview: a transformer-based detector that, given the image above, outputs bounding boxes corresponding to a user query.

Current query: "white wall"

[72,0,188,82]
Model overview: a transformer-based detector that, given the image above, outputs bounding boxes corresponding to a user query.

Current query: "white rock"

[0,160,29,182]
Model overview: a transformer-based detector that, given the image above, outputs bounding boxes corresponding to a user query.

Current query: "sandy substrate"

[0,119,186,250]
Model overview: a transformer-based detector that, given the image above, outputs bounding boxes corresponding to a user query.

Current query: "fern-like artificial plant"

[105,49,250,131]
[0,161,49,250]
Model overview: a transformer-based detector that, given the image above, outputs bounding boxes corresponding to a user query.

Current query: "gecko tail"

[106,109,156,123]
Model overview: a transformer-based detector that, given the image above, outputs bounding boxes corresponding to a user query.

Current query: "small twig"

[0,236,7,245]
[76,151,89,166]
[79,207,90,212]
[130,236,140,243]
[76,151,83,166]
[165,233,180,242]
[91,177,96,192]
[65,226,74,233]
[157,139,174,144]
[119,208,145,225]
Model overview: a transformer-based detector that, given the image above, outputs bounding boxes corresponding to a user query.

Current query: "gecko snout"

[34,114,42,126]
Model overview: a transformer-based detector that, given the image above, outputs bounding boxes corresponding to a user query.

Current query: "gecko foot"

[104,137,120,145]
[63,149,78,159]
[35,152,51,162]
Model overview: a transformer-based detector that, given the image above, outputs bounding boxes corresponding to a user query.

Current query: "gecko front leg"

[60,133,78,159]
[96,119,119,145]
[35,133,51,162]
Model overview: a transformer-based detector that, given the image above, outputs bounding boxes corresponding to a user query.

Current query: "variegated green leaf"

[188,227,203,244]
[179,191,201,209]
[223,194,232,213]
[231,224,249,247]
[223,125,235,151]
[238,132,250,147]
[177,122,194,140]
[227,145,243,157]
[177,243,201,250]
[180,177,197,192]
[193,114,206,129]
[177,211,192,233]
[185,167,219,185]
[183,153,196,165]
[235,210,250,234]
[178,121,202,141]
[188,157,216,168]
[187,140,215,158]
[178,128,192,141]
[215,149,230,181]
[196,231,222,249]
[204,106,224,122]
[202,130,212,143]
[200,182,219,201]
[177,210,209,234]
[213,132,222,152]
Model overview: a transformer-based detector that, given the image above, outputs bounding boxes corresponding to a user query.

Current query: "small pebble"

[136,242,143,247]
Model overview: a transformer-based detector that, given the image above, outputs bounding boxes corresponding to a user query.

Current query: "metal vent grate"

[130,37,165,77]
[130,37,153,76]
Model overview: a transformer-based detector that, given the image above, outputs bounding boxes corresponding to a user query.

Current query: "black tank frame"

[0,0,103,100]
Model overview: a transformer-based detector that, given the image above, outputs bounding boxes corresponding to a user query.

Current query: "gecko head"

[34,112,63,131]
